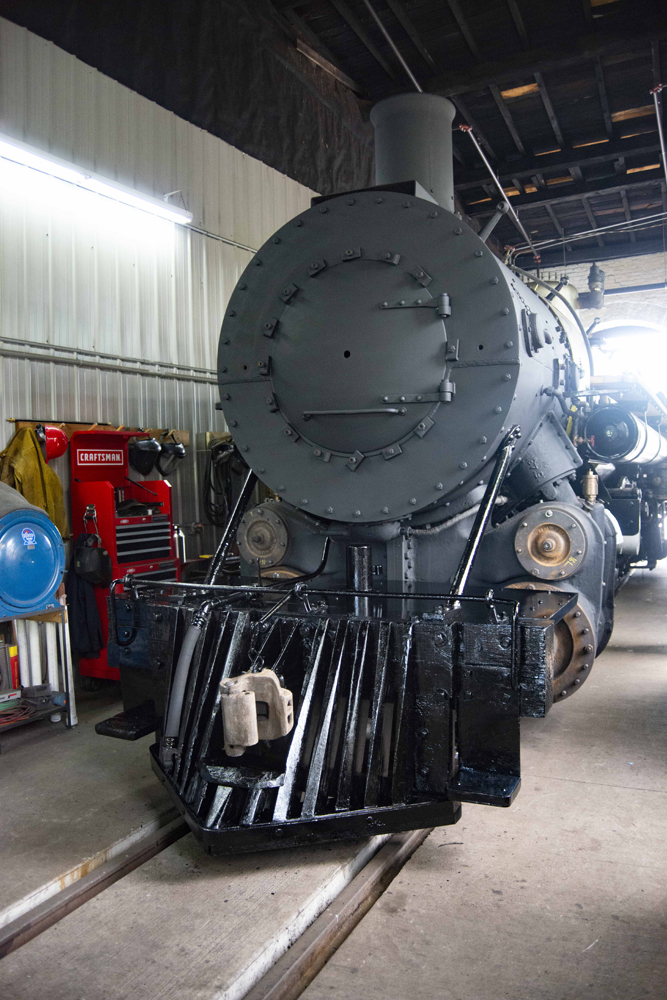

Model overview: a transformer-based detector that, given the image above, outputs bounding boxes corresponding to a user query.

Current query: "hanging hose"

[161,601,219,759]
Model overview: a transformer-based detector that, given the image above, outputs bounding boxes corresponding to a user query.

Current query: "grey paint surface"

[219,191,567,523]
[303,565,667,1000]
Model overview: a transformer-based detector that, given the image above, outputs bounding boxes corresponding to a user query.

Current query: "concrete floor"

[0,683,175,926]
[303,567,667,1000]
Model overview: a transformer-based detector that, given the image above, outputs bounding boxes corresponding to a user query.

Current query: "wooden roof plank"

[328,0,400,83]
[489,83,526,153]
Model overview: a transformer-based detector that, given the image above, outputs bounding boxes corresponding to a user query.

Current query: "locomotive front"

[102,94,622,854]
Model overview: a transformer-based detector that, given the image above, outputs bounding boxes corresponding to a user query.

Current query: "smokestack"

[370,93,457,212]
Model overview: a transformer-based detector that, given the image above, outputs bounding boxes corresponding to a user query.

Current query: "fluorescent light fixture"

[0,132,192,225]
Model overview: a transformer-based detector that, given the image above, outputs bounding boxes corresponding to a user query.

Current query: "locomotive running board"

[104,587,574,854]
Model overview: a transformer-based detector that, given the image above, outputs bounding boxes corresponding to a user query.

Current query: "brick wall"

[536,251,667,331]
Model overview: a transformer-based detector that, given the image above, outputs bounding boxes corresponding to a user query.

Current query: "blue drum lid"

[0,509,65,611]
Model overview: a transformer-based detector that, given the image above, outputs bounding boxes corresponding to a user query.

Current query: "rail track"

[0,813,430,1000]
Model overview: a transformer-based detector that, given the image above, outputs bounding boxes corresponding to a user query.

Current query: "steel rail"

[243,828,433,1000]
[0,816,188,959]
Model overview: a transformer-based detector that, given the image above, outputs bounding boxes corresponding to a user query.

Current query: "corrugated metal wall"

[0,17,315,547]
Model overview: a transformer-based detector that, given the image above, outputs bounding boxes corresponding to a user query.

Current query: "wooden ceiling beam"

[534,71,565,147]
[328,0,400,83]
[620,189,637,242]
[428,25,667,97]
[384,0,436,71]
[544,202,573,251]
[581,196,605,247]
[446,0,482,60]
[594,57,614,139]
[454,135,661,190]
[489,83,526,153]
[506,0,529,45]
[466,175,663,212]
[530,235,666,268]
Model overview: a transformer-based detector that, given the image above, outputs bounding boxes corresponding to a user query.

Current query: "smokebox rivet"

[454,227,462,235]
[347,198,356,205]
[479,436,487,444]
[436,483,444,490]
[475,250,483,257]
[375,196,383,203]
[505,340,514,347]
[560,690,568,698]
[223,338,230,345]
[318,207,327,214]
[399,395,406,401]
[239,283,247,290]
[230,419,237,427]
[382,506,390,513]
[521,522,528,528]
[577,549,583,555]
[491,277,499,284]
[504,373,512,381]
[242,445,249,452]
[272,236,281,243]
[459,462,468,469]
[516,547,523,553]
[494,406,502,413]
[502,307,510,315]
[301,499,308,505]
[278,485,285,491]
[354,510,361,516]
[382,395,389,401]
[228,309,236,316]
[314,449,322,456]
[258,468,265,473]
[410,498,417,505]
[403,201,412,208]
[223,393,230,400]
[429,211,438,218]
[220,366,227,373]
[255,259,262,266]
[416,395,422,400]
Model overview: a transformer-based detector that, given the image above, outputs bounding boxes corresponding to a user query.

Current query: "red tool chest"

[70,429,180,680]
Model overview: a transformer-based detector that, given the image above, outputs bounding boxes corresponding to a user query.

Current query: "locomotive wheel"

[507,582,596,700]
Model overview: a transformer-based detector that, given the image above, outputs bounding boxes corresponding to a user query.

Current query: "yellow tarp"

[0,427,69,538]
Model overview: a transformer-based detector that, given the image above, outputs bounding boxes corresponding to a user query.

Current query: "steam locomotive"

[100,93,667,853]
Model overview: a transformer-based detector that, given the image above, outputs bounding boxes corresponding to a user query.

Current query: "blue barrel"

[0,482,65,618]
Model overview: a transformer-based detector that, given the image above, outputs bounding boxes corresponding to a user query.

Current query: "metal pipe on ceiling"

[360,0,423,92]
[651,83,667,188]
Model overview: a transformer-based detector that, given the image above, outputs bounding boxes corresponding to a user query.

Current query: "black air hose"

[162,603,216,746]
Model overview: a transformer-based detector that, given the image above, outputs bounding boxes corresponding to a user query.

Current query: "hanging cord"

[203,438,246,527]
